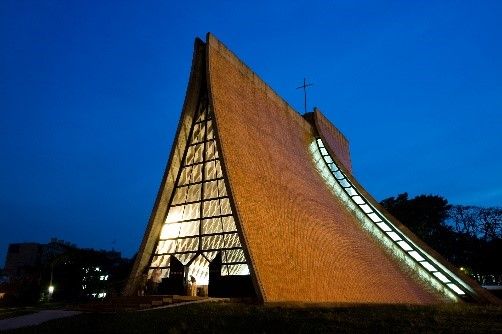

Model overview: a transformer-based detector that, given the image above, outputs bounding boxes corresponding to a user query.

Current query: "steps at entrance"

[76,295,207,313]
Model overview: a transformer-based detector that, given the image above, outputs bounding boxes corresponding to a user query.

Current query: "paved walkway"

[0,310,81,331]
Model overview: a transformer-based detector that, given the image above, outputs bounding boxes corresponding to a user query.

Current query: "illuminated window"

[312,138,468,298]
[148,96,249,285]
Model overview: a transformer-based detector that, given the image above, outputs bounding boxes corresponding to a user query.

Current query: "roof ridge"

[206,32,312,131]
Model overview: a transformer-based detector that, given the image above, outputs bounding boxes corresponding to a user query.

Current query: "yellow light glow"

[166,209,183,223]
[48,286,55,294]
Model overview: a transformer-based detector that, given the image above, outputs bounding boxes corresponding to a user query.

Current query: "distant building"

[4,238,73,279]
[2,238,128,301]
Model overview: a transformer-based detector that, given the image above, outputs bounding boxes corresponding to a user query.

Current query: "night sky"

[1,1,501,266]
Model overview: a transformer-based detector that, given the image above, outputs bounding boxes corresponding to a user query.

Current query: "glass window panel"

[202,218,223,234]
[223,249,246,263]
[221,264,229,276]
[205,140,219,160]
[203,198,231,218]
[178,167,192,186]
[224,233,241,248]
[333,171,345,180]
[205,160,223,180]
[316,138,324,147]
[222,216,237,232]
[447,283,465,295]
[196,109,206,122]
[202,235,225,250]
[352,195,365,205]
[191,122,205,144]
[368,213,382,223]
[182,203,200,221]
[408,251,425,262]
[178,220,200,237]
[219,198,232,215]
[175,253,195,265]
[206,120,214,139]
[226,264,249,276]
[160,223,181,239]
[328,163,338,172]
[323,155,333,164]
[187,254,210,285]
[187,184,201,202]
[151,255,170,268]
[359,204,373,213]
[155,240,177,254]
[166,206,184,223]
[345,187,357,196]
[420,261,437,272]
[203,180,217,200]
[190,164,203,183]
[386,231,402,241]
[203,251,218,262]
[172,186,188,205]
[175,237,199,252]
[339,179,350,188]
[433,272,450,283]
[185,143,204,165]
[376,222,391,232]
[320,147,328,156]
[397,240,413,251]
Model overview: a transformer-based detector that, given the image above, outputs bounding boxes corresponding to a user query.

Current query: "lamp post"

[48,262,55,300]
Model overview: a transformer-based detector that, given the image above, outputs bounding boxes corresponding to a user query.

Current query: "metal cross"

[296,78,314,113]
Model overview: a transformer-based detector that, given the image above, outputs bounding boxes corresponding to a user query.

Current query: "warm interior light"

[48,286,55,294]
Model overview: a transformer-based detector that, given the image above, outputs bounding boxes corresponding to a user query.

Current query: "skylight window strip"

[352,196,365,205]
[345,187,357,196]
[323,155,334,164]
[376,222,392,231]
[447,283,465,295]
[433,272,451,283]
[334,171,345,180]
[397,240,413,251]
[320,147,329,156]
[419,261,437,272]
[386,231,402,241]
[328,163,339,172]
[313,138,471,299]
[359,204,373,214]
[339,179,351,188]
[368,213,382,222]
[408,251,425,262]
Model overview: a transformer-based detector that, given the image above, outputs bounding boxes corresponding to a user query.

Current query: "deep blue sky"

[1,1,501,266]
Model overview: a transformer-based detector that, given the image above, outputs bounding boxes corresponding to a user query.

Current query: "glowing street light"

[48,285,55,294]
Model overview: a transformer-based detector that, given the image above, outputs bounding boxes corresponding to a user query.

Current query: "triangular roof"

[125,33,497,304]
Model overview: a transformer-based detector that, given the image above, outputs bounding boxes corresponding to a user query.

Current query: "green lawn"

[5,302,502,333]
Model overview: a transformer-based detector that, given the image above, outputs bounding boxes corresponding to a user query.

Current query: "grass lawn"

[4,302,502,333]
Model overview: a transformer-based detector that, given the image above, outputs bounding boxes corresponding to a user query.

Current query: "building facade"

[125,33,497,304]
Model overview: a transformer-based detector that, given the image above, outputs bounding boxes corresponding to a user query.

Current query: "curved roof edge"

[124,38,207,296]
[315,117,500,304]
